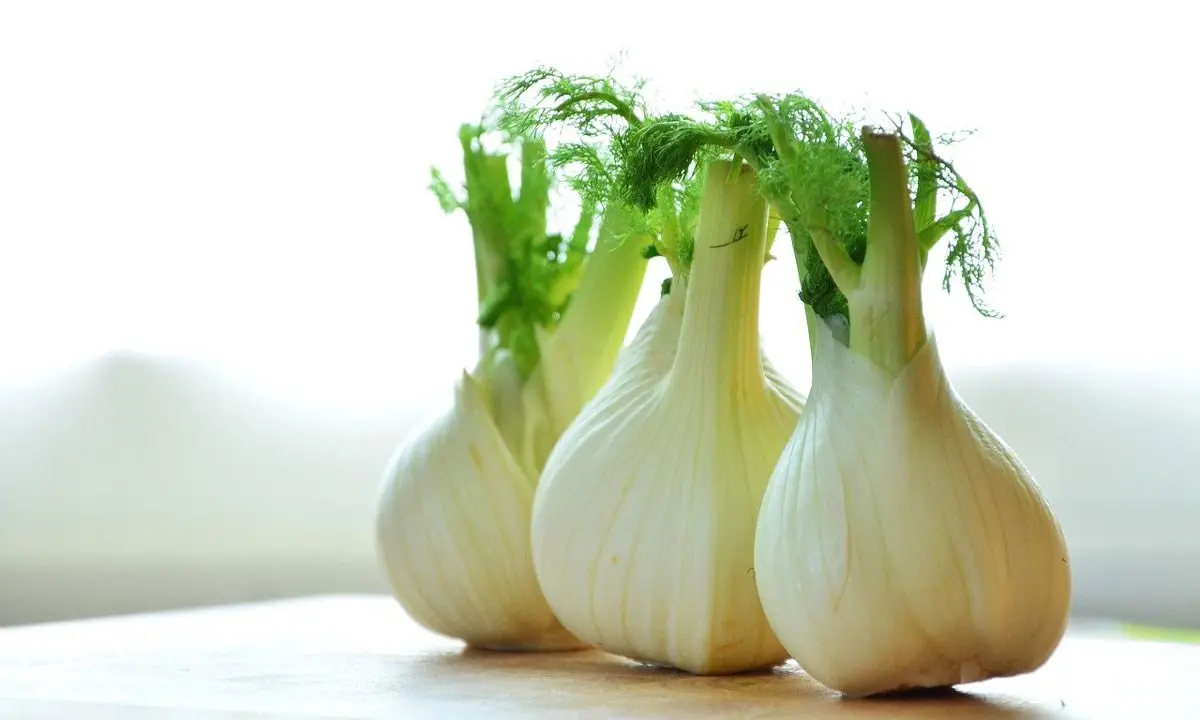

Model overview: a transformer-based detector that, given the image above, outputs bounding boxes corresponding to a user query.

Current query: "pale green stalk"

[809,131,928,375]
[551,203,650,398]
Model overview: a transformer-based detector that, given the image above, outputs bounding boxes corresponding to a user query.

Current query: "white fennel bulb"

[757,316,1070,695]
[375,127,648,651]
[530,160,804,675]
[751,118,1071,696]
[376,366,573,650]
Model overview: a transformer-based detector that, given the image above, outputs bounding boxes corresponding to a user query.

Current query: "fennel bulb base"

[755,319,1071,697]
[529,286,798,675]
[619,650,785,677]
[464,625,590,653]
[832,658,990,699]
[376,371,583,654]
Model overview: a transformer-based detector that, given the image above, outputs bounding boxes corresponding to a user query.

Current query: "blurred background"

[1,1,1197,628]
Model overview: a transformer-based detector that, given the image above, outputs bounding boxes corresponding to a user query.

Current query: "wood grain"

[0,594,1197,718]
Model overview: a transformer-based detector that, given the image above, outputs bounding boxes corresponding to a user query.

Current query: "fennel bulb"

[375,125,648,651]
[753,125,1072,696]
[529,160,804,675]
[493,65,1072,692]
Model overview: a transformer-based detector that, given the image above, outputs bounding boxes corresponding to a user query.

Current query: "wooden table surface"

[1,595,1198,719]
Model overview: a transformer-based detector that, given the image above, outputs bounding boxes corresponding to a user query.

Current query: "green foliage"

[752,95,869,320]
[495,67,706,275]
[766,102,999,321]
[429,123,597,380]
[497,66,644,135]
[899,113,999,317]
[490,65,1001,322]
[610,114,730,211]
[495,67,642,214]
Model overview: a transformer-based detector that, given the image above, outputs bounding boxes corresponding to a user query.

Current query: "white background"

[1,1,1197,626]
